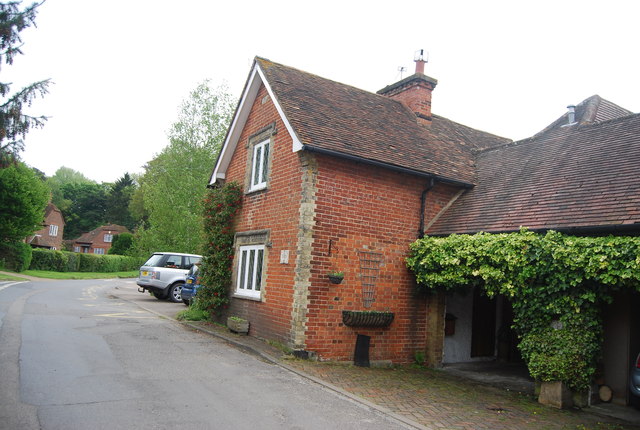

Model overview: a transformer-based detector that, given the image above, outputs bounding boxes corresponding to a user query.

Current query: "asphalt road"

[0,278,411,430]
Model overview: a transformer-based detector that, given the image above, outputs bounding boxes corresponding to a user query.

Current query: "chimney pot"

[567,105,576,125]
[414,49,426,74]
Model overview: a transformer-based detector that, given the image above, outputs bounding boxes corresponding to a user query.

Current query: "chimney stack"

[377,49,437,125]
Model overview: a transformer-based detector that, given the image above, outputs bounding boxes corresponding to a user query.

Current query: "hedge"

[0,241,33,272]
[30,248,145,272]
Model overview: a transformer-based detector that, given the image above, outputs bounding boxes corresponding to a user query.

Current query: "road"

[0,278,410,430]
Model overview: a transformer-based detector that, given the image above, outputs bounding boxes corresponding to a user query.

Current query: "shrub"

[0,241,33,272]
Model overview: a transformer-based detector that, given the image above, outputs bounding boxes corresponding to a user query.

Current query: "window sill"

[232,292,262,302]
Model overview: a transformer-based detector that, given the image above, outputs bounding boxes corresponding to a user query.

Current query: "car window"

[143,254,164,267]
[164,255,182,268]
[185,256,201,268]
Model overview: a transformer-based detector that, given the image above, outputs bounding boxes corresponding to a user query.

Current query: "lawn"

[1,270,138,280]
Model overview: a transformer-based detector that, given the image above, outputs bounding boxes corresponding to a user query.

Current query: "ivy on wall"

[406,229,640,391]
[197,181,243,314]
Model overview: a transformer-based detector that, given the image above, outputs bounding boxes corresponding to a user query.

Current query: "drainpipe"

[418,177,436,239]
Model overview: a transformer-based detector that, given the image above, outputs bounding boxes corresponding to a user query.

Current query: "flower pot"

[328,274,344,284]
[342,310,394,327]
[538,381,573,409]
[227,317,249,334]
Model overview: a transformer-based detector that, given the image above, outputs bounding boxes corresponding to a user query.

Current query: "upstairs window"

[236,244,264,299]
[49,225,58,236]
[104,233,113,243]
[249,139,270,192]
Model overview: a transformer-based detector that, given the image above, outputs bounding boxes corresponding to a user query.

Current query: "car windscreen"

[143,254,165,267]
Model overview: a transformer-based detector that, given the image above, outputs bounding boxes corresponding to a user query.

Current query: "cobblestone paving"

[284,360,639,430]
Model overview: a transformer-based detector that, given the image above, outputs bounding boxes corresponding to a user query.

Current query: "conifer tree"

[0,1,50,167]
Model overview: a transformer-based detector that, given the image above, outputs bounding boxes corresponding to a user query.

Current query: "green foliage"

[176,303,210,322]
[30,248,144,272]
[108,232,134,255]
[407,229,640,390]
[0,162,49,241]
[46,166,94,212]
[60,182,108,239]
[133,81,235,255]
[0,240,32,271]
[0,1,50,165]
[105,173,136,230]
[197,182,243,314]
[520,323,600,391]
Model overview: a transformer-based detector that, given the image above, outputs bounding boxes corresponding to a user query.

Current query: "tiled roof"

[534,95,632,137]
[428,109,640,235]
[74,224,129,244]
[257,58,509,185]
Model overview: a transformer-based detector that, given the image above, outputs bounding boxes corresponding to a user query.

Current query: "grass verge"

[18,270,138,280]
[0,272,28,281]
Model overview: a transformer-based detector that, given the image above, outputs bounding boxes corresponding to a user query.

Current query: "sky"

[10,0,640,183]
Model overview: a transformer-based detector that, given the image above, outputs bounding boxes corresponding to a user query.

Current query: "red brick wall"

[305,154,459,363]
[223,84,301,345]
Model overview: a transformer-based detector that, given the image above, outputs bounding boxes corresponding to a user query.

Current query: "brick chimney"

[377,51,437,125]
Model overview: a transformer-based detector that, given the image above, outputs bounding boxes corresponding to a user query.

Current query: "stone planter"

[342,310,394,328]
[538,381,573,409]
[227,317,249,334]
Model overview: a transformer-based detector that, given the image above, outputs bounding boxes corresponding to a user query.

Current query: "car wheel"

[168,283,184,303]
[152,290,168,300]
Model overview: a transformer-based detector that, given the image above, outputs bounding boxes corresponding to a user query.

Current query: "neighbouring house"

[25,202,65,250]
[209,56,639,404]
[71,224,130,255]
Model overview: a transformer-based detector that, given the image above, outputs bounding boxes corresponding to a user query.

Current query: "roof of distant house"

[73,224,130,244]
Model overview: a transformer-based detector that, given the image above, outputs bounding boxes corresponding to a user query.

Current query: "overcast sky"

[10,0,640,183]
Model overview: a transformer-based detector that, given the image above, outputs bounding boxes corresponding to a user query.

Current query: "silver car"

[136,252,201,302]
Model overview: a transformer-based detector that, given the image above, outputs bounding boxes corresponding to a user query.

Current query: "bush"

[0,241,33,272]
[108,233,135,255]
[30,248,144,272]
[519,325,600,392]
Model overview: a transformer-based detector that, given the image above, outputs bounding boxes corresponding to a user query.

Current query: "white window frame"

[104,233,113,243]
[235,244,265,299]
[49,224,58,236]
[249,139,270,192]
[94,248,105,255]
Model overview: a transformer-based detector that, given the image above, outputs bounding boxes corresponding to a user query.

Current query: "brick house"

[209,56,507,364]
[25,202,65,250]
[71,224,129,255]
[209,56,639,392]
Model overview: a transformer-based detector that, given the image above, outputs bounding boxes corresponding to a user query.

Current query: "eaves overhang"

[208,59,303,186]
[301,144,474,189]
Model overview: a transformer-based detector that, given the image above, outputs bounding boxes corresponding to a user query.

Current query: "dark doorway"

[471,288,496,357]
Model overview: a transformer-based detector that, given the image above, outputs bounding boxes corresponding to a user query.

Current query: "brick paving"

[282,360,638,430]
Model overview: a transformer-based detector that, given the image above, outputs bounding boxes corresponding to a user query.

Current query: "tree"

[60,182,107,239]
[135,81,235,255]
[0,1,50,166]
[46,166,94,212]
[0,161,48,242]
[108,232,134,256]
[105,172,136,230]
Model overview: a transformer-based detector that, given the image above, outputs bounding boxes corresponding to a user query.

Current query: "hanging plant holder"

[328,274,344,284]
[342,310,394,327]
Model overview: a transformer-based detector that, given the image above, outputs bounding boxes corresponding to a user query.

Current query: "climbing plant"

[406,229,640,391]
[197,181,243,314]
